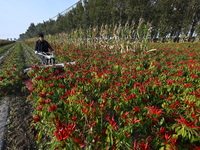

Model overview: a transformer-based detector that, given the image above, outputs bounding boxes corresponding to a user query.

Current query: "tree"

[25,23,37,38]
[186,0,200,41]
[124,0,152,24]
[73,1,85,29]
[110,0,127,25]
[20,0,200,42]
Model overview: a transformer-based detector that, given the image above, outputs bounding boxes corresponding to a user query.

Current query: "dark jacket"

[35,40,54,52]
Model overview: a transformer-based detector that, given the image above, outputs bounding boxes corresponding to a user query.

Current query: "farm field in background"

[0,39,15,47]
[0,41,200,150]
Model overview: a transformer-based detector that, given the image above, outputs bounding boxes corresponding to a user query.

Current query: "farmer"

[34,33,54,64]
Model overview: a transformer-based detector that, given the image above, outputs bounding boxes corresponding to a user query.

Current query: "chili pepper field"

[0,41,200,150]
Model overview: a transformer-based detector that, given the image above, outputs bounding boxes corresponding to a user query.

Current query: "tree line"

[19,0,200,42]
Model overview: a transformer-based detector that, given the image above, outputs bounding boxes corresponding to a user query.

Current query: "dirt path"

[0,43,39,150]
[2,93,38,150]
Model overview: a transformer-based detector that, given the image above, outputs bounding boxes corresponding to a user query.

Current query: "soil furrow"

[2,94,38,150]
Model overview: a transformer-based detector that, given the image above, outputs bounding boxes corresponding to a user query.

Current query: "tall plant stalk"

[28,19,152,53]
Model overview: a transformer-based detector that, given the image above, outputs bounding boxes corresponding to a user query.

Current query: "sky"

[0,0,79,40]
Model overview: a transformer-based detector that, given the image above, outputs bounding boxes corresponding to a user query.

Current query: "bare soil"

[2,92,38,150]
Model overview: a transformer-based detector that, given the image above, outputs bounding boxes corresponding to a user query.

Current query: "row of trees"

[19,0,200,42]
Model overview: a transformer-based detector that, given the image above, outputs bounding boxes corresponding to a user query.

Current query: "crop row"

[25,41,200,150]
[0,43,28,96]
[0,40,15,47]
[0,43,15,58]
